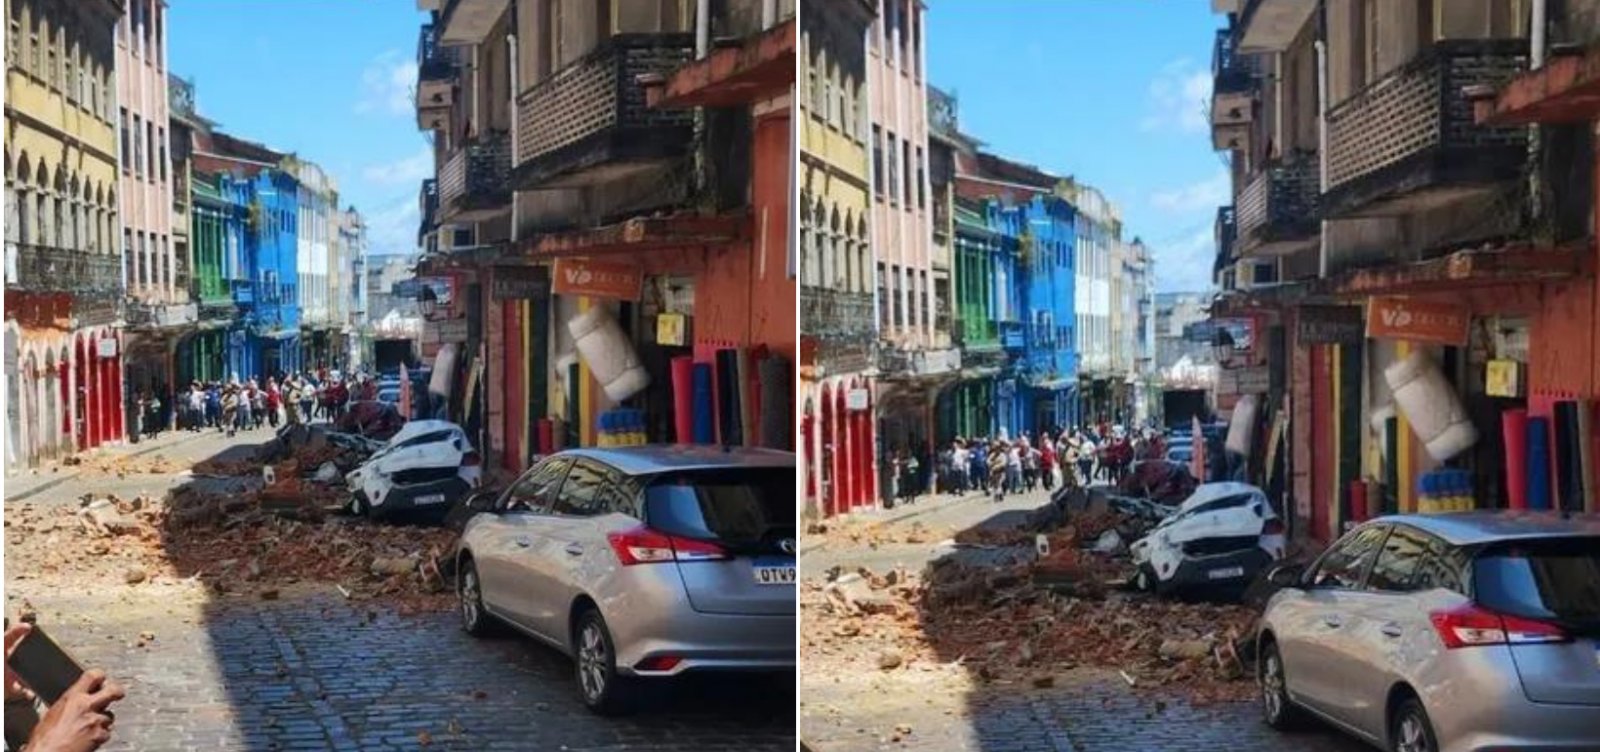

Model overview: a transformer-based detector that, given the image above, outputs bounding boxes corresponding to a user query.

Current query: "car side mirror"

[465,490,500,514]
[1266,563,1305,589]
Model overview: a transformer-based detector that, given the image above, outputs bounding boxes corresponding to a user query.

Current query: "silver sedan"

[1256,512,1600,752]
[454,446,796,714]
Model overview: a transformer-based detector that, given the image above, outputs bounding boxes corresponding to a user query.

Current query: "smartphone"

[8,625,84,705]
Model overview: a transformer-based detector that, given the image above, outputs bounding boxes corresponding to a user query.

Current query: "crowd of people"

[135,368,385,441]
[896,424,1168,505]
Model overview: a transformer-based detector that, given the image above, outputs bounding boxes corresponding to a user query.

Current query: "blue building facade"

[987,200,1028,440]
[1019,194,1078,436]
[221,169,302,381]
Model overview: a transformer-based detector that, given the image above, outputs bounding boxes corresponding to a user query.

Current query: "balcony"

[5,244,121,295]
[418,178,439,243]
[1211,27,1255,152]
[1215,205,1237,272]
[417,24,457,124]
[1000,321,1026,350]
[514,34,695,190]
[125,301,199,330]
[1236,152,1318,255]
[1324,40,1528,219]
[1235,0,1316,54]
[438,131,512,222]
[437,0,509,46]
[801,286,875,375]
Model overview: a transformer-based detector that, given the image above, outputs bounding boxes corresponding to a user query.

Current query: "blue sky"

[169,1,431,256]
[927,1,1228,292]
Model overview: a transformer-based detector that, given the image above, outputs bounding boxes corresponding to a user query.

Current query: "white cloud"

[355,50,418,117]
[362,147,434,187]
[363,196,422,256]
[1140,58,1212,135]
[1149,225,1217,293]
[1150,170,1230,214]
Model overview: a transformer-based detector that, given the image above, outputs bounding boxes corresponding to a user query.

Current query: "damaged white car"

[346,420,482,521]
[1129,482,1285,594]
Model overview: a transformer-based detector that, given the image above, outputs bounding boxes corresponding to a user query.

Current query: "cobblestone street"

[6,430,795,751]
[800,488,1365,752]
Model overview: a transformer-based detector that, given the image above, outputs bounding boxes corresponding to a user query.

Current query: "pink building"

[117,0,172,303]
[867,0,933,349]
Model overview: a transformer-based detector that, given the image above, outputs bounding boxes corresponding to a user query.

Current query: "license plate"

[752,557,796,586]
[415,493,448,505]
[1207,566,1246,580]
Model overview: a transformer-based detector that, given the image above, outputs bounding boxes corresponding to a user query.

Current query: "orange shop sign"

[551,258,643,301]
[1365,297,1470,346]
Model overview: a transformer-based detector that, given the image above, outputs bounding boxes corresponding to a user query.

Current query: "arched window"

[828,207,842,289]
[857,215,869,295]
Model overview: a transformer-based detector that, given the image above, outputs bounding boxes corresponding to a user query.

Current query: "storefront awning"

[644,19,796,109]
[1320,242,1587,297]
[513,214,747,259]
[1473,44,1600,126]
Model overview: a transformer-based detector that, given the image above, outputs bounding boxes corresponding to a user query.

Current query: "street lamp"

[418,284,438,320]
[1212,326,1236,367]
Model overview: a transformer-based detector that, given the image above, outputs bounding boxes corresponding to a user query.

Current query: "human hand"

[5,622,33,702]
[26,669,123,752]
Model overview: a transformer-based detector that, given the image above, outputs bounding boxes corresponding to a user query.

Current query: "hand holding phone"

[28,670,124,752]
[7,625,84,705]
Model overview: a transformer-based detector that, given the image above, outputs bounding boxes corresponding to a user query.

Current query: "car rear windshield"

[1473,538,1600,630]
[643,468,795,552]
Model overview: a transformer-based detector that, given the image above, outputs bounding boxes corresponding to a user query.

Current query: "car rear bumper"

[1428,649,1600,752]
[599,566,795,676]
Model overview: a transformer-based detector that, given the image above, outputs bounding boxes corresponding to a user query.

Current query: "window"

[886,133,899,205]
[158,129,167,183]
[64,39,76,103]
[1367,525,1430,592]
[915,147,925,209]
[1473,539,1599,622]
[891,266,904,328]
[920,270,929,330]
[6,1,18,67]
[871,126,884,199]
[552,459,611,517]
[644,468,793,547]
[28,6,39,77]
[1309,525,1389,590]
[902,139,912,205]
[132,114,143,178]
[45,17,58,90]
[146,121,155,180]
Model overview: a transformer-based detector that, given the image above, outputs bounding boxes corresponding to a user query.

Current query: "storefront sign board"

[552,259,643,301]
[1486,359,1522,398]
[656,313,687,346]
[1298,306,1364,345]
[1366,297,1469,346]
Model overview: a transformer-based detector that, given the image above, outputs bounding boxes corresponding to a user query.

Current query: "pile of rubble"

[6,489,458,614]
[802,516,1259,705]
[61,453,187,477]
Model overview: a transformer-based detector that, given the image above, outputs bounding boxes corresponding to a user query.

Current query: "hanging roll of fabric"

[736,347,755,448]
[1575,399,1596,513]
[759,354,792,450]
[1554,401,1584,513]
[691,362,715,444]
[669,356,694,444]
[1527,416,1553,511]
[716,349,742,445]
[1502,408,1529,510]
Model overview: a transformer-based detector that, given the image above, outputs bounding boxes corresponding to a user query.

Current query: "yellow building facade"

[4,0,128,470]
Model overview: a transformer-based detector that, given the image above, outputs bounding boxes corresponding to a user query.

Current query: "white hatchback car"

[346,420,481,520]
[1129,481,1286,593]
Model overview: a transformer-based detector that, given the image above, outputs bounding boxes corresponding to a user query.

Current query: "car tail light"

[1261,519,1285,536]
[461,451,482,467]
[634,656,683,672]
[606,525,729,566]
[1428,603,1570,649]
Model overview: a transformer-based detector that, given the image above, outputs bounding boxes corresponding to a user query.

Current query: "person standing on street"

[264,379,282,428]
[205,383,221,430]
[969,440,988,494]
[221,386,239,438]
[1040,435,1056,491]
[988,440,1008,502]
[951,440,969,495]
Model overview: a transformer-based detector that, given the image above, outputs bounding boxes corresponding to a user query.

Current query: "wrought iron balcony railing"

[514,34,695,187]
[1324,39,1528,217]
[438,131,511,217]
[1236,152,1318,253]
[417,23,458,81]
[801,286,875,342]
[5,243,122,294]
[1212,27,1255,95]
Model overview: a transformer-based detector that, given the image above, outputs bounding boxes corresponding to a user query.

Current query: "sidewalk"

[4,428,217,502]
[802,490,990,555]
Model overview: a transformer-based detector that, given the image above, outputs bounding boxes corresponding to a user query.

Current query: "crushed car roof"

[1175,482,1265,513]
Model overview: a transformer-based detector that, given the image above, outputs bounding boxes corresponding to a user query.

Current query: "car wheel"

[1390,696,1438,752]
[458,559,495,636]
[1259,641,1303,730]
[574,608,634,716]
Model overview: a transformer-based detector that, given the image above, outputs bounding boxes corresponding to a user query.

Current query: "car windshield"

[1473,537,1600,629]
[643,467,795,552]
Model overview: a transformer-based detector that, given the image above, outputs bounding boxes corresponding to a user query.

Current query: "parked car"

[345,420,481,520]
[1128,481,1285,593]
[454,446,796,714]
[1256,512,1600,752]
